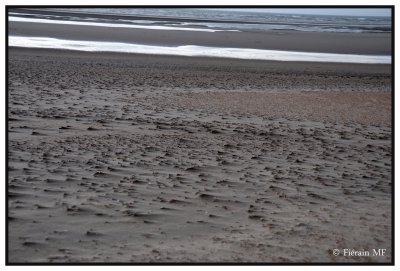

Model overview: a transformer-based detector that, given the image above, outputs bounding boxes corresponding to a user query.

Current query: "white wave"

[9,16,239,33]
[9,36,391,64]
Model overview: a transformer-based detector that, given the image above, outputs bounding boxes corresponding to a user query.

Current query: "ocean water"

[9,36,391,64]
[58,8,391,33]
[8,8,392,63]
[12,8,392,33]
[9,16,239,33]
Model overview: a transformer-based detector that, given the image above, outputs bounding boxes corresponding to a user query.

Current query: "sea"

[11,8,392,33]
[8,8,392,64]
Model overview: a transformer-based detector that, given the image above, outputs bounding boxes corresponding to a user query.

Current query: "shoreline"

[8,40,391,64]
[10,8,391,29]
[9,8,288,25]
[8,20,391,55]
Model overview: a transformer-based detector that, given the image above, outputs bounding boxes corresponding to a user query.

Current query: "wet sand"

[8,20,391,55]
[8,47,392,263]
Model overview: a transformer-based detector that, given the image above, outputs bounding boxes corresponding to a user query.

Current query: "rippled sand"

[8,48,392,263]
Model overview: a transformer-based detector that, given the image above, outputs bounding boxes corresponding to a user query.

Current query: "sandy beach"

[8,46,392,263]
[7,7,393,263]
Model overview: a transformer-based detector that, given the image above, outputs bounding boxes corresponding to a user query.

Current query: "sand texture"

[8,48,392,263]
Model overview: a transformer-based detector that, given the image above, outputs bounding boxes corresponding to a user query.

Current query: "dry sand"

[8,48,392,263]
